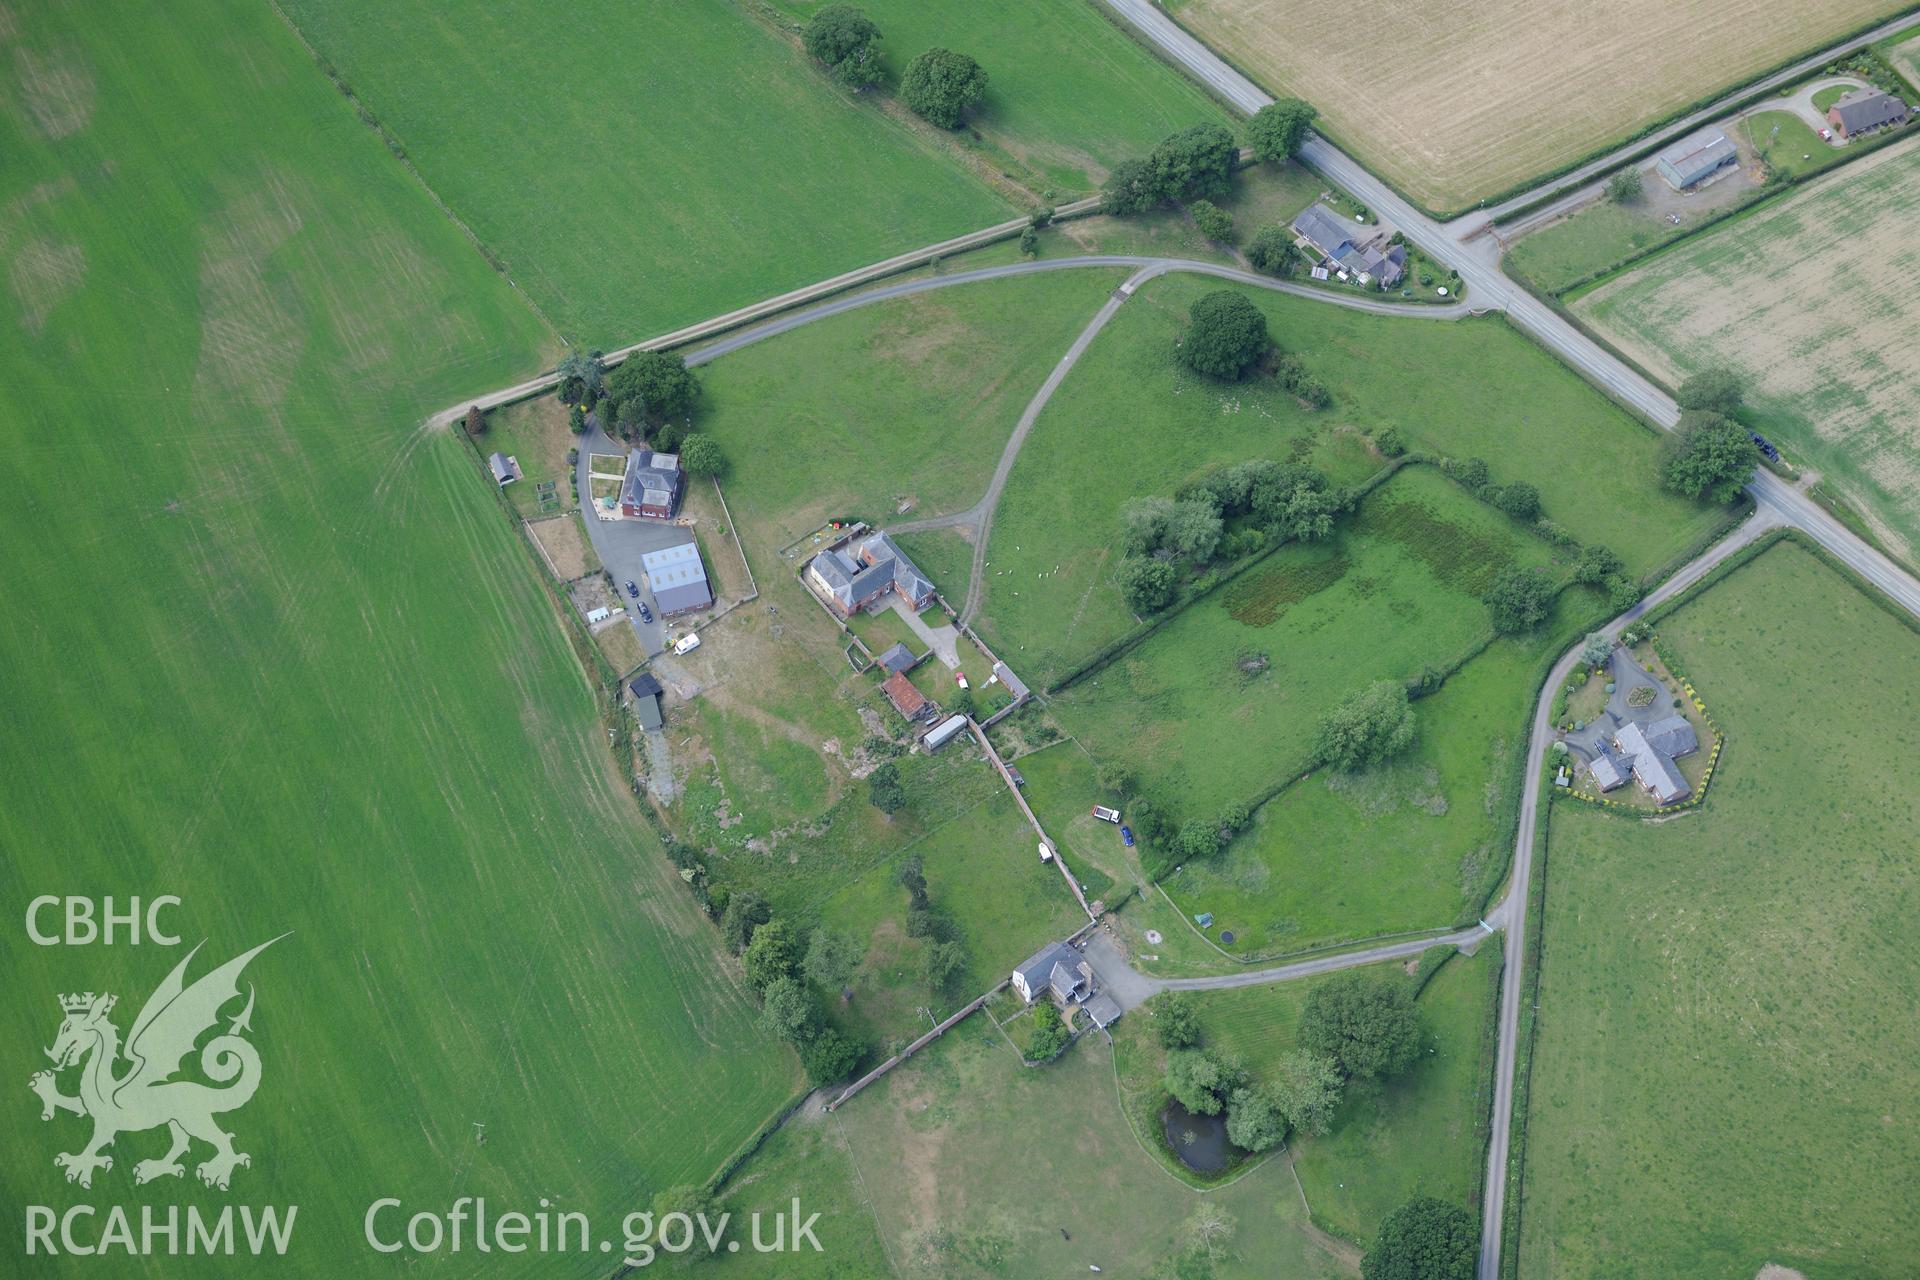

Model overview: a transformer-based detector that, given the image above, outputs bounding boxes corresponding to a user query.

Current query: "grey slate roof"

[992,662,1029,701]
[1081,993,1123,1029]
[1013,942,1085,1001]
[619,448,683,513]
[1588,745,1629,792]
[1830,87,1908,134]
[487,452,520,485]
[633,694,663,731]
[810,532,934,611]
[1642,714,1698,759]
[876,642,916,674]
[641,540,713,616]
[629,672,664,700]
[1614,721,1691,804]
[1291,202,1356,258]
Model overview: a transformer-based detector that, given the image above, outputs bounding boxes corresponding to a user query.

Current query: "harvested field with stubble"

[1167,0,1899,210]
[1573,138,1920,560]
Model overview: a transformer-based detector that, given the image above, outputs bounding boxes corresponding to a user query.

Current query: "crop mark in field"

[1358,495,1515,595]
[11,44,94,139]
[1220,550,1351,626]
[193,176,308,413]
[8,235,83,331]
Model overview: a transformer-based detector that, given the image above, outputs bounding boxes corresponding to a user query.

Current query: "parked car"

[672,633,702,655]
[624,580,640,599]
[954,672,969,689]
[1119,825,1135,847]
[1819,127,1832,140]
[1092,805,1122,823]
[637,601,653,623]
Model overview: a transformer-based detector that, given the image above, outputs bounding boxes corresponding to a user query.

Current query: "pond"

[1161,1099,1234,1174]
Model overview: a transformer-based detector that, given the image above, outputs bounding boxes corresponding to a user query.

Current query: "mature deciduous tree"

[1248,98,1317,161]
[1315,681,1417,771]
[1363,1197,1477,1280]
[1483,566,1554,634]
[1181,290,1268,380]
[900,48,986,128]
[1298,973,1421,1080]
[803,5,883,88]
[1660,409,1756,504]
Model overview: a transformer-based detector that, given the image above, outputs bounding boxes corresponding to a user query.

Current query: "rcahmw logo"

[24,932,299,1257]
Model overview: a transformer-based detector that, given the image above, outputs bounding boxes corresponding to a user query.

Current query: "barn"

[1654,128,1737,190]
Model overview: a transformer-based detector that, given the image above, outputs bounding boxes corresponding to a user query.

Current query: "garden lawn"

[764,0,1230,195]
[977,273,1720,683]
[1518,541,1920,1278]
[274,0,1016,344]
[0,0,797,1269]
[1187,947,1501,1244]
[1048,466,1557,824]
[1572,137,1920,563]
[1165,634,1551,957]
[830,1024,1348,1278]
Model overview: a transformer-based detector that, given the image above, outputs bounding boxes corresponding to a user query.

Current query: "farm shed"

[487,452,522,486]
[991,662,1029,701]
[629,673,665,732]
[876,642,916,675]
[922,713,969,751]
[1654,128,1737,190]
[640,541,713,618]
[1827,88,1910,138]
[882,671,934,723]
[1081,993,1123,1029]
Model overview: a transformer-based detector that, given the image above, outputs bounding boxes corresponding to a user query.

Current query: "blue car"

[624,580,640,599]
[1120,825,1135,847]
[637,601,653,623]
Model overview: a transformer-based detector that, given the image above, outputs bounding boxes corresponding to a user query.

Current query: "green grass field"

[1049,466,1557,823]
[1572,138,1920,564]
[976,273,1722,683]
[1165,633,1555,956]
[275,0,1017,345]
[1518,542,1920,1278]
[1186,948,1500,1244]
[1504,200,1710,296]
[0,0,798,1268]
[822,1023,1349,1278]
[764,0,1230,196]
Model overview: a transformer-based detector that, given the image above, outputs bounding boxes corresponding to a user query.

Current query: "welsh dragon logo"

[30,936,284,1191]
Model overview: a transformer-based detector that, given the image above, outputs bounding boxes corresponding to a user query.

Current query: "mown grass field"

[1518,542,1920,1278]
[1186,948,1500,1244]
[976,273,1721,684]
[1573,137,1920,563]
[1165,0,1899,211]
[764,0,1230,196]
[1049,466,1556,821]
[0,0,798,1268]
[274,0,1017,345]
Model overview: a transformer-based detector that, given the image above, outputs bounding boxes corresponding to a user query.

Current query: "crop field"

[1187,948,1500,1244]
[977,273,1721,683]
[1518,542,1920,1278]
[824,1025,1348,1278]
[1574,137,1920,562]
[0,0,798,1269]
[764,0,1229,195]
[1166,0,1898,210]
[1048,466,1557,821]
[1164,634,1551,956]
[274,0,1017,345]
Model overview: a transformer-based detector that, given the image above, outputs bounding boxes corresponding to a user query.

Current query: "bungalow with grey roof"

[1613,714,1700,805]
[1290,202,1406,287]
[1828,87,1910,139]
[808,532,935,615]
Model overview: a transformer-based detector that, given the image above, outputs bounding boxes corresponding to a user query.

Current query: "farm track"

[430,13,1920,1273]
